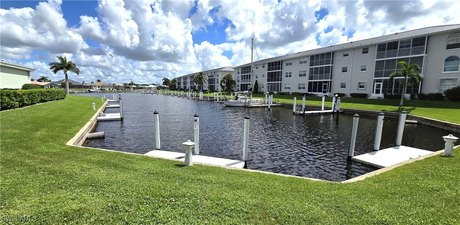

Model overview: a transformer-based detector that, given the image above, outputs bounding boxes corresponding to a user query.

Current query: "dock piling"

[242,116,250,168]
[119,100,124,120]
[374,112,385,151]
[92,102,96,111]
[321,96,325,111]
[153,111,161,150]
[194,113,200,154]
[396,111,407,146]
[292,97,296,114]
[331,96,336,112]
[348,114,360,159]
[301,95,306,114]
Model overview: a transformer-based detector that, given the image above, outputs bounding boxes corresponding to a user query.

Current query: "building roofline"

[0,60,35,72]
[236,24,460,67]
[175,66,234,78]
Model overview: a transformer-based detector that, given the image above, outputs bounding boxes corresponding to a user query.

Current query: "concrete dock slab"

[105,104,120,108]
[352,145,433,168]
[295,110,334,115]
[97,113,122,121]
[145,150,245,168]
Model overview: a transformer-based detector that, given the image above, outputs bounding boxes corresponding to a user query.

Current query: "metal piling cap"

[353,114,359,117]
[194,113,199,117]
[244,116,250,120]
[153,110,159,114]
[378,112,384,116]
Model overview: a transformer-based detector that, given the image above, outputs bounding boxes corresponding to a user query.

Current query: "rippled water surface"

[83,93,456,181]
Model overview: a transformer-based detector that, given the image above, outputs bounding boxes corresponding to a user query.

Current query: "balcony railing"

[376,46,425,59]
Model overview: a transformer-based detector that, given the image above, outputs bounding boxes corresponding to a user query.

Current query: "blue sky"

[0,0,458,84]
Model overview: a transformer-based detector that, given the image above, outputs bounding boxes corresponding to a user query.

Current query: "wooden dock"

[352,145,433,168]
[145,150,245,168]
[97,113,122,121]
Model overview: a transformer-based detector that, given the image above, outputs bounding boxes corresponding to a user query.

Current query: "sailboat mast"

[251,37,254,91]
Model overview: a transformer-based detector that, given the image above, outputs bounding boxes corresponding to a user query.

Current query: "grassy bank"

[1,96,459,224]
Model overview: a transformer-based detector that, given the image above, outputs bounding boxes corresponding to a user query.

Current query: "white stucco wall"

[0,66,31,89]
[423,32,460,93]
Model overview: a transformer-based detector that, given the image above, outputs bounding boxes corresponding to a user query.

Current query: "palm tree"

[162,77,171,86]
[220,73,235,93]
[193,72,207,91]
[49,56,80,95]
[390,61,422,107]
[37,76,51,82]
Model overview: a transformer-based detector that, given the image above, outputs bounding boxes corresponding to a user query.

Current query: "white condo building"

[176,67,234,91]
[176,25,460,97]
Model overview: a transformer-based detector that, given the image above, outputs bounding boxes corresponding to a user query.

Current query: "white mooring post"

[265,94,268,105]
[442,134,458,157]
[183,140,195,166]
[293,96,297,114]
[112,93,115,100]
[321,96,325,111]
[153,111,161,150]
[270,95,273,105]
[336,97,341,111]
[199,92,203,100]
[249,95,253,107]
[331,96,336,112]
[194,113,200,154]
[374,112,385,151]
[348,114,360,159]
[301,95,306,114]
[242,116,250,168]
[101,97,104,103]
[119,100,124,120]
[118,93,121,100]
[395,111,407,146]
[92,102,96,110]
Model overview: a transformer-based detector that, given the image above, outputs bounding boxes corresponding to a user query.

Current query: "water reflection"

[82,93,456,181]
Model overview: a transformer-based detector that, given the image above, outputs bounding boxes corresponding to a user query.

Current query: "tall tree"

[162,77,171,86]
[220,73,235,93]
[37,76,51,82]
[390,61,422,107]
[49,56,80,95]
[253,80,259,94]
[193,72,207,91]
[169,78,177,90]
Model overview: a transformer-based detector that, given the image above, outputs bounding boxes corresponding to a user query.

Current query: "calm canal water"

[82,93,456,181]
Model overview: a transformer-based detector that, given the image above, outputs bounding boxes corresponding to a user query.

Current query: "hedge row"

[0,89,66,110]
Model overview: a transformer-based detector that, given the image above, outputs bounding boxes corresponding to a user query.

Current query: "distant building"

[175,67,234,91]
[30,81,51,87]
[0,61,34,89]
[174,24,460,98]
[47,79,87,89]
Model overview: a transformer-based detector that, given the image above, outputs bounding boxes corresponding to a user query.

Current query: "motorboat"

[224,92,265,107]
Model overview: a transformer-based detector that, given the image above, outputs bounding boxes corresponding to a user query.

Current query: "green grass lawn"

[1,96,459,224]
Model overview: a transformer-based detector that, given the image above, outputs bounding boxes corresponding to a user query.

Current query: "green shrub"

[444,86,460,101]
[426,93,444,101]
[334,93,346,97]
[0,89,66,110]
[22,84,44,89]
[350,93,368,98]
[384,93,401,99]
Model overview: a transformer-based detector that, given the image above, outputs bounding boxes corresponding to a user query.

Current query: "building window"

[284,84,291,90]
[340,82,346,88]
[342,67,348,72]
[358,82,366,90]
[298,83,306,90]
[440,78,458,93]
[444,56,460,72]
[299,58,308,64]
[299,70,307,77]
[343,52,349,57]
[255,66,258,69]
[285,62,292,66]
[285,72,292,78]
[361,65,367,72]
[447,33,460,49]
[362,47,369,54]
